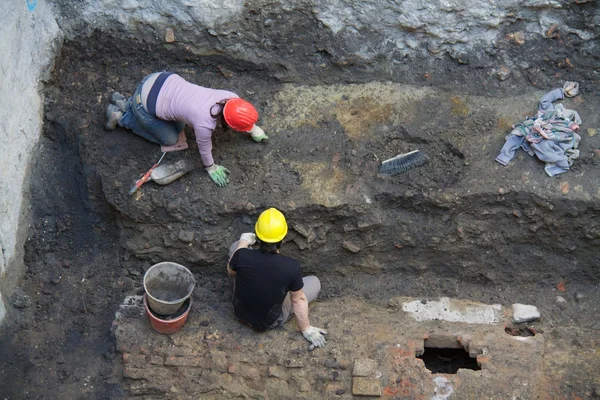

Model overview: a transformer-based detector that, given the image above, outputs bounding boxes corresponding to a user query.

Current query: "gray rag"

[495,88,582,176]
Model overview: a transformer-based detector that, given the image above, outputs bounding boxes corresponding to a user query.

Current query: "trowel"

[129,156,198,195]
[150,158,199,185]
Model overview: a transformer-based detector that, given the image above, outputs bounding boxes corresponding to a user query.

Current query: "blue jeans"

[117,74,185,145]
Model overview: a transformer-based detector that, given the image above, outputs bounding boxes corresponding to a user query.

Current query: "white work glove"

[562,81,579,98]
[249,125,269,143]
[302,326,327,348]
[239,233,256,245]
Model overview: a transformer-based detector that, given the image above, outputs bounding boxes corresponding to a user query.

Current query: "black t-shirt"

[229,248,304,331]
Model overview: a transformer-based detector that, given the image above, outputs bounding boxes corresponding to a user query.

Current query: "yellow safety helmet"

[255,208,288,243]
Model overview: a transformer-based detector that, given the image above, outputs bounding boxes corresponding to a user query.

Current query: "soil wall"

[51,0,599,82]
[0,0,61,324]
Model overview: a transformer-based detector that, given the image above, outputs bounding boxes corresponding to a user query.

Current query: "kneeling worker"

[227,208,327,348]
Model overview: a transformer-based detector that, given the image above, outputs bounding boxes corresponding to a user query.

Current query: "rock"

[343,223,357,232]
[560,182,569,194]
[510,31,525,45]
[575,293,585,302]
[10,289,30,309]
[512,304,541,323]
[512,210,522,218]
[343,241,361,253]
[335,388,347,395]
[357,215,381,231]
[267,366,287,379]
[352,377,381,396]
[178,230,194,243]
[497,66,511,81]
[165,28,175,43]
[352,358,377,377]
[556,296,567,307]
[283,359,304,368]
[293,238,310,250]
[291,223,311,238]
[587,128,597,137]
[529,223,543,232]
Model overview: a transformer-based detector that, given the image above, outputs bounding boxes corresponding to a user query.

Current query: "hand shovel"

[129,152,166,195]
[150,158,199,185]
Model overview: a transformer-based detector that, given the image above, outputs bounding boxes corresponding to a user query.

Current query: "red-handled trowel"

[129,152,167,195]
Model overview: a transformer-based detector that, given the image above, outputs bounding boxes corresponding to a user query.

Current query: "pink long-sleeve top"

[155,74,238,167]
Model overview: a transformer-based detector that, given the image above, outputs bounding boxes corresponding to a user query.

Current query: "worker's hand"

[206,164,230,187]
[302,326,327,348]
[239,233,256,245]
[249,125,269,143]
[562,81,579,97]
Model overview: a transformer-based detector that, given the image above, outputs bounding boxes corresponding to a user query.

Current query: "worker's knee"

[304,275,321,301]
[161,131,179,146]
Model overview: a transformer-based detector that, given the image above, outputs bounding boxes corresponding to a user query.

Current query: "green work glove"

[206,164,230,187]
[249,125,269,143]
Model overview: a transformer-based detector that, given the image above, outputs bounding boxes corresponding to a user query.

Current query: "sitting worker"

[227,208,327,349]
[105,72,268,187]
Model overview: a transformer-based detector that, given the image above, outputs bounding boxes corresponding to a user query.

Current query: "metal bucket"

[143,262,195,315]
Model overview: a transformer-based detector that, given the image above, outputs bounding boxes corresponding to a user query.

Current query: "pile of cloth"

[495,82,582,177]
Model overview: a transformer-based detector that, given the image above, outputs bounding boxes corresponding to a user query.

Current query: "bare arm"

[226,234,255,277]
[290,289,310,332]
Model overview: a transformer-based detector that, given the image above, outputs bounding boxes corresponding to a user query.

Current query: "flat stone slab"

[352,377,382,396]
[112,295,599,399]
[512,303,541,323]
[402,297,502,324]
[352,358,378,377]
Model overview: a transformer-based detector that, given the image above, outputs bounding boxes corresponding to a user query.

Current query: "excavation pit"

[1,15,600,398]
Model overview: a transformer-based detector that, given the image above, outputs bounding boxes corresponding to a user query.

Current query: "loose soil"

[0,32,599,399]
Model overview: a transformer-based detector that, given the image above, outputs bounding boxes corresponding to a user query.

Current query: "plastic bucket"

[144,294,191,334]
[143,262,195,315]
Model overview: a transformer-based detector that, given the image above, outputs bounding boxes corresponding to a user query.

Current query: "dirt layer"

[0,32,599,399]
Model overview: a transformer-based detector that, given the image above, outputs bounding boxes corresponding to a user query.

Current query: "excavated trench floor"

[0,35,599,399]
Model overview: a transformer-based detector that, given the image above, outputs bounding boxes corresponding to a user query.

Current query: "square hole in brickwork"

[416,336,481,374]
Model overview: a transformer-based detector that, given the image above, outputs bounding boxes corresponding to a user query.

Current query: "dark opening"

[417,347,481,374]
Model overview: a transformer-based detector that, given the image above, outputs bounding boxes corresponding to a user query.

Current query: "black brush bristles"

[379,150,428,176]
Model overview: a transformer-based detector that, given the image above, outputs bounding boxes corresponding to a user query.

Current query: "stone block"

[238,365,260,379]
[357,215,381,231]
[150,356,164,365]
[512,304,540,323]
[343,240,361,253]
[268,366,287,379]
[123,353,148,368]
[353,358,377,377]
[352,377,381,397]
[164,356,203,367]
[178,229,194,242]
[165,28,175,42]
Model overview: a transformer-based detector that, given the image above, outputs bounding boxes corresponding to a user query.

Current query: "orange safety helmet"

[223,98,258,132]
